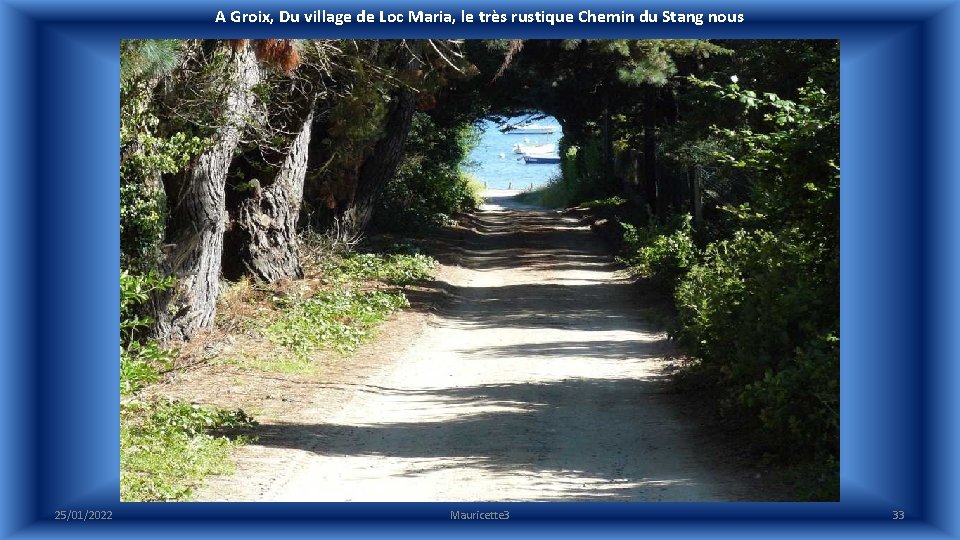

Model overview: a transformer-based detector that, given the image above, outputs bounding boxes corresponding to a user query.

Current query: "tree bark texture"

[335,89,416,240]
[155,43,261,343]
[235,105,315,282]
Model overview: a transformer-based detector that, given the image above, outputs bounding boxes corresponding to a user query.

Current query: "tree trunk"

[335,89,416,240]
[691,166,703,227]
[601,84,614,193]
[155,43,261,343]
[641,85,659,218]
[234,105,315,282]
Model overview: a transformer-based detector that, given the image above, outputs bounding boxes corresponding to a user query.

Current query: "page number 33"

[892,510,905,520]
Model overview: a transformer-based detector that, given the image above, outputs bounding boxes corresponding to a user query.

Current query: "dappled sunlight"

[122,39,835,503]
[252,195,755,503]
[350,395,544,425]
[255,375,723,502]
[271,452,698,501]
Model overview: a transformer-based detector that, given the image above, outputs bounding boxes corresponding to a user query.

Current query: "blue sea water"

[464,115,564,191]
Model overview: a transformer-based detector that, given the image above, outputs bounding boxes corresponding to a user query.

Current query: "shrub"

[515,173,576,209]
[619,214,697,290]
[376,113,482,232]
[120,270,176,395]
[665,76,839,471]
[740,332,839,458]
[120,76,208,271]
[673,228,838,459]
[567,138,612,201]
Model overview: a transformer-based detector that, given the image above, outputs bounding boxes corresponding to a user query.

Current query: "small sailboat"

[512,142,556,154]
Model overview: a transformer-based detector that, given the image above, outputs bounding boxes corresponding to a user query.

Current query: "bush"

[120,75,208,271]
[663,76,839,474]
[740,332,839,458]
[673,228,838,459]
[565,138,613,201]
[619,214,697,290]
[514,173,576,209]
[376,113,482,232]
[121,270,176,395]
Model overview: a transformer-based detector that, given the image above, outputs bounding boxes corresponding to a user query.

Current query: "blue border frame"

[1,0,958,538]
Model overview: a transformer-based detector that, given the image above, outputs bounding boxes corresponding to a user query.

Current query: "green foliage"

[675,229,827,362]
[605,39,732,87]
[267,247,435,356]
[516,141,613,209]
[121,271,176,395]
[672,229,837,462]
[268,289,409,355]
[120,39,181,84]
[671,229,837,465]
[619,214,697,289]
[327,83,390,142]
[303,43,411,219]
[324,252,437,286]
[564,139,611,202]
[690,75,839,238]
[120,67,209,271]
[377,113,483,231]
[740,332,839,459]
[515,173,576,209]
[460,174,487,209]
[121,271,170,336]
[121,399,255,501]
[668,76,839,466]
[579,195,627,209]
[782,453,840,501]
[216,352,322,376]
[144,399,254,436]
[120,340,171,395]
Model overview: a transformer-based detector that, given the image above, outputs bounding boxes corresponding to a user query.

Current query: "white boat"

[512,142,556,154]
[503,123,559,135]
[521,152,561,164]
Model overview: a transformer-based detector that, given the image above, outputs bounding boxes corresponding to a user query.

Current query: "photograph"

[119,38,839,503]
[2,0,959,538]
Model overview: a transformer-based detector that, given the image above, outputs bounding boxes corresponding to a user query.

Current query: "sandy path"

[197,191,759,502]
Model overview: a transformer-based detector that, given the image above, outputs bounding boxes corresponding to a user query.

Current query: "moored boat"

[502,123,559,135]
[521,152,561,164]
[512,142,557,154]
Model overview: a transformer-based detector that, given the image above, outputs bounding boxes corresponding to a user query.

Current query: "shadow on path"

[249,200,764,502]
[253,375,732,501]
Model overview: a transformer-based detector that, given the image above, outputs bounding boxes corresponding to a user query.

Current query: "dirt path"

[197,191,764,502]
